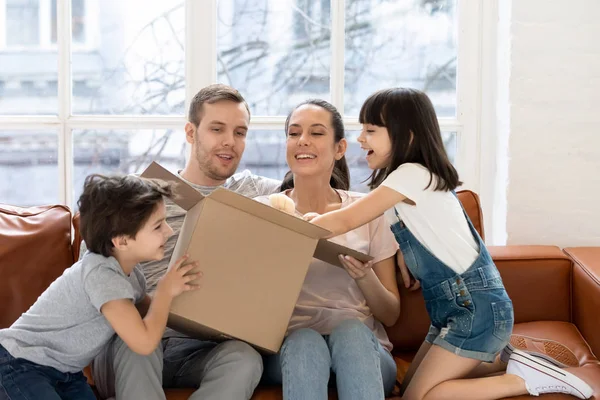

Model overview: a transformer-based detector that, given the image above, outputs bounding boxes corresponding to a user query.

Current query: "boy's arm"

[101,286,173,356]
[101,255,200,355]
[309,186,407,237]
[135,294,152,318]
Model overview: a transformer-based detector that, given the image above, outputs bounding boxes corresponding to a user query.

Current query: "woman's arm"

[309,186,407,237]
[340,255,400,326]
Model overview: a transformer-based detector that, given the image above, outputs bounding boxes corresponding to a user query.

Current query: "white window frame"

[0,0,495,239]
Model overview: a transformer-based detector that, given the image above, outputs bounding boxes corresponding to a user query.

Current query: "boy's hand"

[157,254,201,298]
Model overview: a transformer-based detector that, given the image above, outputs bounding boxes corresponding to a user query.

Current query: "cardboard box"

[141,162,372,353]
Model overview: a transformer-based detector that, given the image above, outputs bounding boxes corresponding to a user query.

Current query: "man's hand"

[156,254,202,298]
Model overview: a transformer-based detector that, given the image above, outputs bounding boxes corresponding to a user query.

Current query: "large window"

[0,0,483,210]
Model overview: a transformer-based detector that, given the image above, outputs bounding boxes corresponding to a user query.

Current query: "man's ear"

[111,235,129,251]
[185,122,196,145]
[335,138,348,161]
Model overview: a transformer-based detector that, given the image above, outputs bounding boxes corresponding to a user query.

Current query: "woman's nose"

[297,133,310,146]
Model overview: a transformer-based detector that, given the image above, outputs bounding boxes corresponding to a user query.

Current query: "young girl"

[307,88,593,400]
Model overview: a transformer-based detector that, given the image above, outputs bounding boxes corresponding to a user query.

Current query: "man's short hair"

[188,84,250,126]
[77,174,173,257]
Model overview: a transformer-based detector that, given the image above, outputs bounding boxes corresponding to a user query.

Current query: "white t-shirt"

[255,190,399,351]
[381,163,479,274]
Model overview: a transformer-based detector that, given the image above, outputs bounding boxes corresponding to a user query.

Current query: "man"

[91,84,281,400]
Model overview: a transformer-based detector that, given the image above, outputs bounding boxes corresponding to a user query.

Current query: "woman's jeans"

[262,320,397,400]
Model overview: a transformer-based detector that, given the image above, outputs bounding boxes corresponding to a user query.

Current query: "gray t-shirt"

[0,252,146,373]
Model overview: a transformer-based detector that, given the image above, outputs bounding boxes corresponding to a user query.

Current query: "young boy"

[0,174,201,399]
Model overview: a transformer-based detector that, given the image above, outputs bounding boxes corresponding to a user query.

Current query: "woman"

[257,99,400,400]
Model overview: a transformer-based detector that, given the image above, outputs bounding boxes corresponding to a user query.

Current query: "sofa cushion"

[0,204,73,328]
[392,321,600,400]
[512,321,598,367]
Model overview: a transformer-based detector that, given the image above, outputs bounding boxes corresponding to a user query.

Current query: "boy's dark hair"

[280,99,350,191]
[77,174,174,257]
[359,87,461,191]
[188,84,250,126]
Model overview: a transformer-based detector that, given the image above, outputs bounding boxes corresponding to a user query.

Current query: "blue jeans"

[0,345,95,400]
[262,320,397,400]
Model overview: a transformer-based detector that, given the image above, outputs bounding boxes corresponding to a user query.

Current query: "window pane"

[72,129,186,209]
[6,0,40,46]
[239,130,288,181]
[345,130,457,193]
[0,130,59,206]
[72,1,185,115]
[217,0,331,116]
[344,0,457,117]
[51,0,86,44]
[0,1,57,114]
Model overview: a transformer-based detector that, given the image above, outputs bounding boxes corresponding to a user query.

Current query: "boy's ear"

[111,235,129,251]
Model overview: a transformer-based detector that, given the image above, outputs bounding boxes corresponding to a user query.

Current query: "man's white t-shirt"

[381,163,479,274]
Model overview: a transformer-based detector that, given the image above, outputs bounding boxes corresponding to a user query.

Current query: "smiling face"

[118,200,174,263]
[357,123,393,170]
[186,100,249,183]
[285,104,347,181]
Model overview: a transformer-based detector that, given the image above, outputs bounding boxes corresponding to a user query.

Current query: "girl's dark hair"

[77,174,174,257]
[280,99,350,191]
[359,87,461,191]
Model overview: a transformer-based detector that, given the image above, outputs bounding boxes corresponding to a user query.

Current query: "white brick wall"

[506,0,600,245]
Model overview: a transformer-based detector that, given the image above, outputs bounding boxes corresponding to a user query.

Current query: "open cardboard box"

[141,162,372,353]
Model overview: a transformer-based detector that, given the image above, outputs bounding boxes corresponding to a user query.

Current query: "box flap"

[140,162,204,211]
[314,239,374,268]
[207,187,331,239]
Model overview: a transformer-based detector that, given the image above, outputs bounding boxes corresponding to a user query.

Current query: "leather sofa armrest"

[489,245,572,324]
[564,247,600,359]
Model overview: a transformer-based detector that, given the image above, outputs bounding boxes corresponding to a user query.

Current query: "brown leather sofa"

[1,191,599,399]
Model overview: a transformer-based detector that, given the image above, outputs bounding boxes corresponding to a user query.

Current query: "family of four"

[0,84,593,400]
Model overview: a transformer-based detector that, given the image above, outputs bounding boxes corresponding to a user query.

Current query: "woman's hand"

[338,255,374,280]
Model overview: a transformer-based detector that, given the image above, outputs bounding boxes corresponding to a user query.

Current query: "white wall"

[505,0,600,246]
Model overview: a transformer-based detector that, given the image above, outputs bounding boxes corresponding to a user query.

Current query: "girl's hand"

[157,254,202,298]
[397,251,420,291]
[338,255,374,280]
[303,212,321,222]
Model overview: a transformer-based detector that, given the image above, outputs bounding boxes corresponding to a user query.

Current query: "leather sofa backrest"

[0,204,73,328]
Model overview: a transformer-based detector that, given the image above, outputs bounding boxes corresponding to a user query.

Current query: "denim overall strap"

[389,191,495,289]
